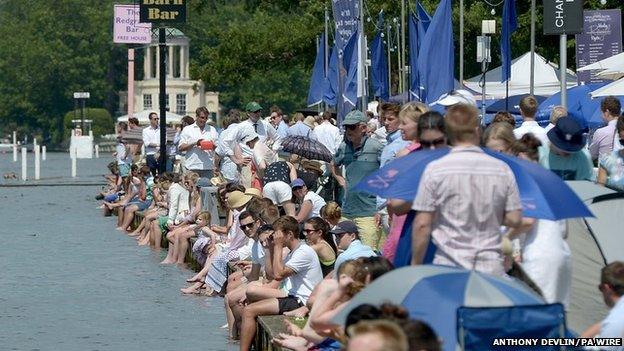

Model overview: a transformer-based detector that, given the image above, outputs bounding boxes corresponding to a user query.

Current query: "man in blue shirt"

[582,261,624,350]
[331,220,377,272]
[380,102,409,166]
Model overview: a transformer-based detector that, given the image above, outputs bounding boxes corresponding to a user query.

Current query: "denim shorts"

[126,199,152,211]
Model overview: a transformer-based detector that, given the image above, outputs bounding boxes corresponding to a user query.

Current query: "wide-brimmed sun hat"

[245,187,262,197]
[226,191,252,209]
[547,117,586,152]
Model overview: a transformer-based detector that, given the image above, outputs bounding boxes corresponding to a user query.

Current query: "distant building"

[119,29,220,124]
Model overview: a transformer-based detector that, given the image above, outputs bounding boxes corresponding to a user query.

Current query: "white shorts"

[263,181,292,205]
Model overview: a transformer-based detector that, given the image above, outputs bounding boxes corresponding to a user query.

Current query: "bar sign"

[139,0,187,24]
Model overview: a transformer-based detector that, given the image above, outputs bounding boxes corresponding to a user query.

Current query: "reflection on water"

[0,153,236,351]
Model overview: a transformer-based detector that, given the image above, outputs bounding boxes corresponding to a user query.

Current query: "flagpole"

[359,0,367,110]
[324,7,329,111]
[395,20,402,95]
[460,0,464,86]
[530,0,536,95]
[401,0,407,98]
[387,24,392,97]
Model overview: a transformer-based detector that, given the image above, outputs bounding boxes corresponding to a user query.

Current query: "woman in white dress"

[510,134,572,305]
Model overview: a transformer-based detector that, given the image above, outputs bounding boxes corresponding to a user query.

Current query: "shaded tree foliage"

[0,0,621,145]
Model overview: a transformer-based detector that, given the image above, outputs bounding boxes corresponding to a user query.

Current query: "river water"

[0,153,236,351]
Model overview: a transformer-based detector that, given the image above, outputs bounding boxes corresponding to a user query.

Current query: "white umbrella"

[591,77,624,98]
[577,52,624,72]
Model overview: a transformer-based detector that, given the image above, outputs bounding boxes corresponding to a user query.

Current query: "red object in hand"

[200,140,215,151]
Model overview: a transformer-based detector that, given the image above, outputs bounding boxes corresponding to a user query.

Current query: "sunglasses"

[302,228,317,234]
[345,124,359,130]
[240,222,255,231]
[420,137,445,149]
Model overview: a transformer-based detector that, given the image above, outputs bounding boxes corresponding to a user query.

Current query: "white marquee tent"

[465,52,577,99]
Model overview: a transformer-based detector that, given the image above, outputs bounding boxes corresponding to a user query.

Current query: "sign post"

[73,92,90,133]
[543,0,584,109]
[139,0,187,174]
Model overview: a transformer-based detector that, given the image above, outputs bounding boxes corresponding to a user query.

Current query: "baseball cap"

[436,89,477,107]
[342,110,368,126]
[330,220,359,235]
[246,101,263,112]
[291,178,305,188]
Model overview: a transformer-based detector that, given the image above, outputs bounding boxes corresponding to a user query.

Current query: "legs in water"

[175,228,196,264]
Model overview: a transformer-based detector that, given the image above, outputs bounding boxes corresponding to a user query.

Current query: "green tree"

[63,108,114,140]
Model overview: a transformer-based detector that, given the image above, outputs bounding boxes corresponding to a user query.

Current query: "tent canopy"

[117,110,184,125]
[565,181,624,333]
[465,52,577,99]
[591,78,624,98]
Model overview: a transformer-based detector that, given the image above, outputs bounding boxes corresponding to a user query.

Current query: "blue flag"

[342,30,359,107]
[416,0,454,103]
[501,0,517,82]
[409,3,432,100]
[323,44,339,106]
[307,33,327,106]
[371,13,389,101]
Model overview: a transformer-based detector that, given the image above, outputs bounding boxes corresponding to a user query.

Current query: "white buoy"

[21,147,27,181]
[71,149,77,178]
[42,146,47,161]
[35,146,40,180]
[13,144,17,162]
[95,144,99,158]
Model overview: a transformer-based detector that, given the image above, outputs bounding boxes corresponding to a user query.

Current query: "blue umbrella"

[537,83,614,129]
[332,265,546,351]
[485,94,547,115]
[355,148,592,220]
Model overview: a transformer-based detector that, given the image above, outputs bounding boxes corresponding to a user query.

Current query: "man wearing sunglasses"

[331,110,384,251]
[142,112,161,176]
[581,261,624,346]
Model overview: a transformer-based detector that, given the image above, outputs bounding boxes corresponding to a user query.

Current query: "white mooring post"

[95,144,99,158]
[71,149,77,178]
[21,147,27,181]
[13,145,17,162]
[35,146,40,180]
[42,145,47,161]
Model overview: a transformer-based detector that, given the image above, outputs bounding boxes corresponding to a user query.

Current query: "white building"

[120,29,220,123]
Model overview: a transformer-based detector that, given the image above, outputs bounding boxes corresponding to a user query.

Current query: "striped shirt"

[412,146,522,276]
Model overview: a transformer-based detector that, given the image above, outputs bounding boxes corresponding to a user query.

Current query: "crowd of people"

[94,93,624,350]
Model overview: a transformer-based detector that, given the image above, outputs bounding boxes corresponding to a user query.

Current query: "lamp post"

[478,20,496,124]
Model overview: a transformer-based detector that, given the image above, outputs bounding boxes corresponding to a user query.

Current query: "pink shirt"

[382,142,421,262]
[412,146,521,276]
[589,119,619,161]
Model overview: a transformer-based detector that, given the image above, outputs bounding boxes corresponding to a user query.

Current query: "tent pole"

[506,80,509,111]
[529,0,536,96]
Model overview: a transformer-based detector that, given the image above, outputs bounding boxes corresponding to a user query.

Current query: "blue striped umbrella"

[332,265,545,351]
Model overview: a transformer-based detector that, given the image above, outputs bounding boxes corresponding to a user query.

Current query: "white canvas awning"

[465,52,577,99]
[591,78,624,98]
[117,110,184,125]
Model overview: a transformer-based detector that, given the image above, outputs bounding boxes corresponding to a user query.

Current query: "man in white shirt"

[514,95,549,146]
[239,216,323,351]
[178,106,219,178]
[142,112,161,175]
[240,101,282,152]
[314,111,342,155]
